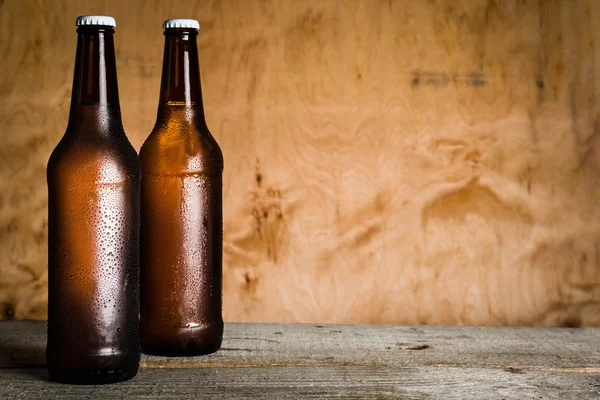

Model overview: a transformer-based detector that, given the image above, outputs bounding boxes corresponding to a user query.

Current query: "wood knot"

[2,303,15,320]
[243,271,259,294]
[504,367,524,374]
[404,344,430,350]
[561,316,582,328]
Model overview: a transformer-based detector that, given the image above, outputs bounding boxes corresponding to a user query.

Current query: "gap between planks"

[140,361,600,374]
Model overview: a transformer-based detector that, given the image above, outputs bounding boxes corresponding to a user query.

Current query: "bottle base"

[47,348,140,385]
[140,320,223,357]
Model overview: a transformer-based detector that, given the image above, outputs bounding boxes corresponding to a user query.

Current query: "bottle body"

[47,20,140,384]
[47,120,141,383]
[140,24,223,356]
[140,109,223,356]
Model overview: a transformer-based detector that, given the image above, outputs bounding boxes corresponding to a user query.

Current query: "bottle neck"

[157,29,205,124]
[68,26,122,131]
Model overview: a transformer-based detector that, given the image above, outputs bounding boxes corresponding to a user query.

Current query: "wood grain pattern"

[2,321,600,399]
[1,0,600,326]
[4,366,600,399]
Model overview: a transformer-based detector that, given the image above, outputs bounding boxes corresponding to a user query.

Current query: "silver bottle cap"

[163,19,200,30]
[76,15,116,27]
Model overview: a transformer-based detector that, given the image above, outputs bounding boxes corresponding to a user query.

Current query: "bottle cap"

[163,19,200,30]
[76,15,116,27]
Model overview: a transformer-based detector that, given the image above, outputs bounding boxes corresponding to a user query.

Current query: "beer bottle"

[140,19,223,356]
[47,16,141,383]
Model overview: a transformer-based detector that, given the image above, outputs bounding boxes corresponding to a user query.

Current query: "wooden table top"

[1,321,599,399]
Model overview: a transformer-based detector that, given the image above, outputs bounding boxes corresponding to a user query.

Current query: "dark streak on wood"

[410,70,489,88]
[405,344,431,350]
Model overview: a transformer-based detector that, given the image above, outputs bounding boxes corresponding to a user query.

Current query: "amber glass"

[140,27,223,356]
[46,24,140,384]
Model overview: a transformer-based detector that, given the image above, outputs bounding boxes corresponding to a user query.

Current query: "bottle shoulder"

[48,131,140,183]
[140,124,223,175]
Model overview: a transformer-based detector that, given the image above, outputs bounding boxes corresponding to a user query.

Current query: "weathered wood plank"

[1,321,599,398]
[2,365,600,399]
[2,321,600,369]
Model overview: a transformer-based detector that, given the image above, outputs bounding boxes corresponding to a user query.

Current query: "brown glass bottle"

[47,16,140,384]
[140,19,223,356]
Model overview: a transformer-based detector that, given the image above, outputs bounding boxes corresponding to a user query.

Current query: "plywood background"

[1,0,599,326]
